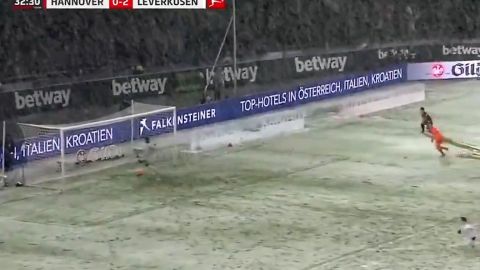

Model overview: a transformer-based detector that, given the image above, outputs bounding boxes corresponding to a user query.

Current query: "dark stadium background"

[0,0,479,124]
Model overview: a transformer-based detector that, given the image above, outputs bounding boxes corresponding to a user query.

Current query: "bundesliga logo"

[207,0,226,9]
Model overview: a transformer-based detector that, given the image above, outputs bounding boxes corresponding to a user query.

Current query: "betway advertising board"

[10,66,406,164]
[5,41,480,121]
[407,60,480,80]
[441,44,480,60]
[0,49,383,122]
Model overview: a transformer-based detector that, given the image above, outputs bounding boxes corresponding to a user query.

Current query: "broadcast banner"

[407,61,480,80]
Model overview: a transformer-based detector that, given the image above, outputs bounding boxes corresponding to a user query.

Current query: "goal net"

[8,101,176,186]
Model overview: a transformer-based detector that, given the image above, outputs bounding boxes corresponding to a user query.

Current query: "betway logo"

[205,65,258,84]
[443,45,480,57]
[15,89,71,110]
[294,56,347,73]
[112,77,167,96]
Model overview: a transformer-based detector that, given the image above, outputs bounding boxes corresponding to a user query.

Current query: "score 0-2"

[110,0,132,9]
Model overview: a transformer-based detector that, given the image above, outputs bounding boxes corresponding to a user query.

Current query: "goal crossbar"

[18,106,175,132]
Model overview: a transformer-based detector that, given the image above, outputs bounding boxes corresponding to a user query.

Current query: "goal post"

[1,120,5,186]
[11,101,176,186]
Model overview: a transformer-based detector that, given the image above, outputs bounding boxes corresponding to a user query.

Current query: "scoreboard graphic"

[13,0,227,9]
[13,0,44,10]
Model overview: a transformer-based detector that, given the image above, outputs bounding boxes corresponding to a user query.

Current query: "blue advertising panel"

[63,120,132,154]
[176,65,406,129]
[135,111,176,138]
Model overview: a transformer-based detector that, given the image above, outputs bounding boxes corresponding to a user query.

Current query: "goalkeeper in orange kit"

[428,123,449,156]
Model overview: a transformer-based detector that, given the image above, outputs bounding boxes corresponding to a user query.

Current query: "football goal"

[5,101,176,186]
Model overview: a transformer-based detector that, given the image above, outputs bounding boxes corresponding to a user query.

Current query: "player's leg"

[420,120,426,133]
[470,236,476,248]
[435,141,446,156]
[439,138,448,151]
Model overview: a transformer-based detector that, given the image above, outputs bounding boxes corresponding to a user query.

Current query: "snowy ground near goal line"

[2,80,480,270]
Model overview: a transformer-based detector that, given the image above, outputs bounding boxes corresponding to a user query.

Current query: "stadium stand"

[0,0,479,84]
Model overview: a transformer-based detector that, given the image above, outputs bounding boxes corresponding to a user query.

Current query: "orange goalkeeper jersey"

[430,126,443,141]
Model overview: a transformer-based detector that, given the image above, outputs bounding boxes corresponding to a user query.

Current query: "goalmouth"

[3,101,176,186]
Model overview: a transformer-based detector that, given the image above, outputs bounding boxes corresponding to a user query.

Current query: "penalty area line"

[301,218,459,270]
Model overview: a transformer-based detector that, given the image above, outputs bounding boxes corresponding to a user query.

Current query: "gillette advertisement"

[407,60,480,80]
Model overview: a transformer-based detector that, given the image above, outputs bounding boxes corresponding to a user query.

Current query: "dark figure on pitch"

[420,107,433,133]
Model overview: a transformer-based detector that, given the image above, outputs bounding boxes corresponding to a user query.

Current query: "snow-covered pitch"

[1,81,480,270]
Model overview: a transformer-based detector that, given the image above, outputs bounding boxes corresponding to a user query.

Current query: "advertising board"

[407,61,480,80]
[7,65,406,164]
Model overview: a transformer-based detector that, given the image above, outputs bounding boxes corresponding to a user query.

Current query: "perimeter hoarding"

[6,65,406,165]
[407,60,480,80]
[3,41,480,121]
[0,47,410,122]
